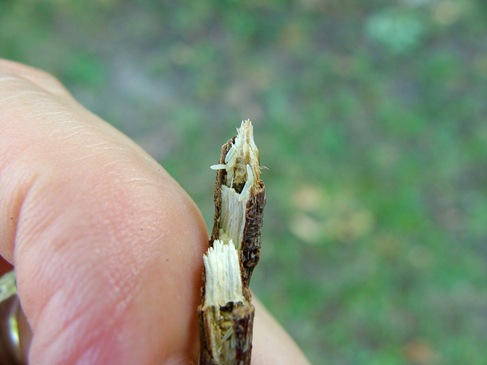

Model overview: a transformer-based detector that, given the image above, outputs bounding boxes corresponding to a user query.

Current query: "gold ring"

[0,271,26,365]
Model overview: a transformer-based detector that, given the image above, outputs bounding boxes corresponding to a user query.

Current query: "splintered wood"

[199,120,266,365]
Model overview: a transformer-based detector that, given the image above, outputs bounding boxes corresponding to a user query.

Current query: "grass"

[2,1,487,363]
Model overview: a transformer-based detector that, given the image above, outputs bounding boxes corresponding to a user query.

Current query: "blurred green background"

[2,0,487,364]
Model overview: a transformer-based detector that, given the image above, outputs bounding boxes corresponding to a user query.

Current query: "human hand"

[0,59,310,365]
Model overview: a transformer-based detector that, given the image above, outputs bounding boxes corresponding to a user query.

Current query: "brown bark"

[198,303,254,365]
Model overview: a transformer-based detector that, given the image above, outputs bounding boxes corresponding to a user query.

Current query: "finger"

[0,61,208,364]
[252,299,311,365]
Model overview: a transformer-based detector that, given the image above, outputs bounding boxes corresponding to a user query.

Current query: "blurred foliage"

[2,0,487,363]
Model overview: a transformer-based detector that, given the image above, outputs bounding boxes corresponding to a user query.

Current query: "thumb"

[0,59,208,364]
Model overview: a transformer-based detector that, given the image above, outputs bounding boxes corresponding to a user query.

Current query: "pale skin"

[0,59,310,365]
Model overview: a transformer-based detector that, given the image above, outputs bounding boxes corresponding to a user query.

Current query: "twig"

[198,120,266,365]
